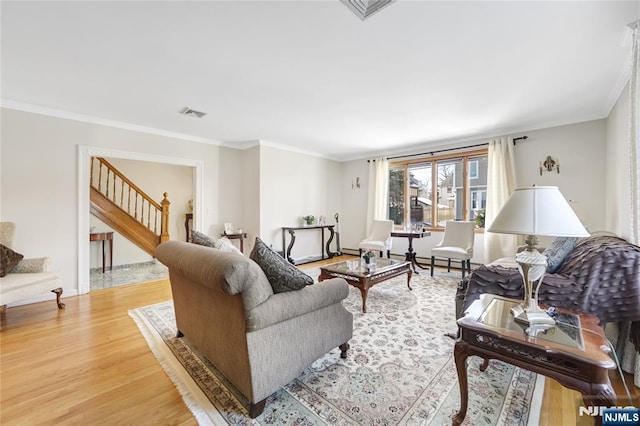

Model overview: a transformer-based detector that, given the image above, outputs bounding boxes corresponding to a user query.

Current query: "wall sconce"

[539,155,559,175]
[352,177,361,189]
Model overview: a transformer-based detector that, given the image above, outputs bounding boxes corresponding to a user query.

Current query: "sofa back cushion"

[155,241,273,311]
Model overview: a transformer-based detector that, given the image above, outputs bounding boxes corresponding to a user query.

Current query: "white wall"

[258,145,342,262]
[340,119,608,264]
[1,108,221,299]
[0,104,621,304]
[89,158,193,268]
[242,146,261,255]
[605,82,631,240]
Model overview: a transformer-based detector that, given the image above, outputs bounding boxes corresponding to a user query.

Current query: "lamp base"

[510,302,556,326]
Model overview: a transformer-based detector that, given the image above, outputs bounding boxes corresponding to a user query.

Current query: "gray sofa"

[155,241,353,418]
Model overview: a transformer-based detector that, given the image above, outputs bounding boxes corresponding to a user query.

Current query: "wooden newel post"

[160,192,170,243]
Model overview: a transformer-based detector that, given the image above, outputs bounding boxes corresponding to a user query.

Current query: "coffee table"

[318,258,412,313]
[454,294,616,426]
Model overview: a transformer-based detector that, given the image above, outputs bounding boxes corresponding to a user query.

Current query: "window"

[469,160,479,179]
[388,150,488,229]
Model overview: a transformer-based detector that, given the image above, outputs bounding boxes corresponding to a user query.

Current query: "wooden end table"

[454,294,616,425]
[221,232,247,253]
[390,230,431,273]
[90,231,113,273]
[318,258,411,313]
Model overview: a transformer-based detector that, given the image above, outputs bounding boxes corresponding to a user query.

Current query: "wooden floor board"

[1,258,637,425]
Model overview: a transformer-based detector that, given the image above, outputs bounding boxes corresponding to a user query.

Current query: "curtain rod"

[369,135,528,162]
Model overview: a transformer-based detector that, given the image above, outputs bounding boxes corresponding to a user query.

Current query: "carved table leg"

[479,358,490,372]
[358,286,369,313]
[453,341,470,426]
[339,342,350,359]
[406,269,413,290]
[286,229,296,264]
[51,288,65,309]
[326,225,336,258]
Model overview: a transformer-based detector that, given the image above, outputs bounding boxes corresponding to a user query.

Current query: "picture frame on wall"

[224,223,235,234]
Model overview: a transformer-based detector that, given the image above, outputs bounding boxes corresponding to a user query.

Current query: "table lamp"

[487,186,589,325]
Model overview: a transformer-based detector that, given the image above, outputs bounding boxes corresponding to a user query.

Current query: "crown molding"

[0,99,222,146]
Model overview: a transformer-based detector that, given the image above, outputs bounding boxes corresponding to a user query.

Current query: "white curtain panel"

[630,25,640,246]
[366,157,389,235]
[626,24,640,387]
[484,137,518,263]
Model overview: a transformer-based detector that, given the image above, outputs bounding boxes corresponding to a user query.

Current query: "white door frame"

[78,146,203,294]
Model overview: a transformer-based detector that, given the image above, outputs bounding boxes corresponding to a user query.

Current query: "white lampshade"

[488,186,590,237]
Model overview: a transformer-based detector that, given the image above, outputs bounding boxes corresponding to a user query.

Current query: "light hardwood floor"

[1,256,637,425]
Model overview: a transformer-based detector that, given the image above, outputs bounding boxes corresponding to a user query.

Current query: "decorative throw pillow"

[249,237,313,294]
[215,237,243,255]
[543,237,579,273]
[190,230,216,248]
[0,243,24,277]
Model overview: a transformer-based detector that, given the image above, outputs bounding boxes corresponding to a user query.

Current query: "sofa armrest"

[12,257,51,273]
[245,278,349,331]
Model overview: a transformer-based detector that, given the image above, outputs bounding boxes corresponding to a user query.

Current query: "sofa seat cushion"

[432,246,470,258]
[250,237,313,294]
[1,244,23,277]
[0,271,62,305]
[245,277,349,331]
[359,240,386,251]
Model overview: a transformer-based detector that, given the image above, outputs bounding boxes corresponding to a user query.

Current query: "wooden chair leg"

[339,342,350,359]
[447,259,451,272]
[249,399,267,418]
[430,256,435,276]
[461,260,466,278]
[52,288,65,309]
[386,250,390,258]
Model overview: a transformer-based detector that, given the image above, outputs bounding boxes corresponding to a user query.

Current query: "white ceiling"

[1,1,638,161]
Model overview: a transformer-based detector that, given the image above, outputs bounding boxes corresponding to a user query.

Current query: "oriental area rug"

[129,269,544,425]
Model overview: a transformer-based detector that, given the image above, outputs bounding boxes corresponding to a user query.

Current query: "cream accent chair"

[359,219,394,258]
[0,222,64,313]
[430,220,475,278]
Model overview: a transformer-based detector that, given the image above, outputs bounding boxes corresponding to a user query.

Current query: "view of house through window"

[388,150,488,229]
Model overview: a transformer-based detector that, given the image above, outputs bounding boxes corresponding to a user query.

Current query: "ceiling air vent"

[179,107,207,118]
[340,0,395,21]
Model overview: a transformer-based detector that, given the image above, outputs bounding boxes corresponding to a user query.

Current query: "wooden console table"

[90,231,113,273]
[453,294,616,425]
[221,232,247,253]
[281,225,337,265]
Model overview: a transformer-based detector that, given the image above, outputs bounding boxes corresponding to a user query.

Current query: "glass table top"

[323,258,405,276]
[479,297,584,349]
